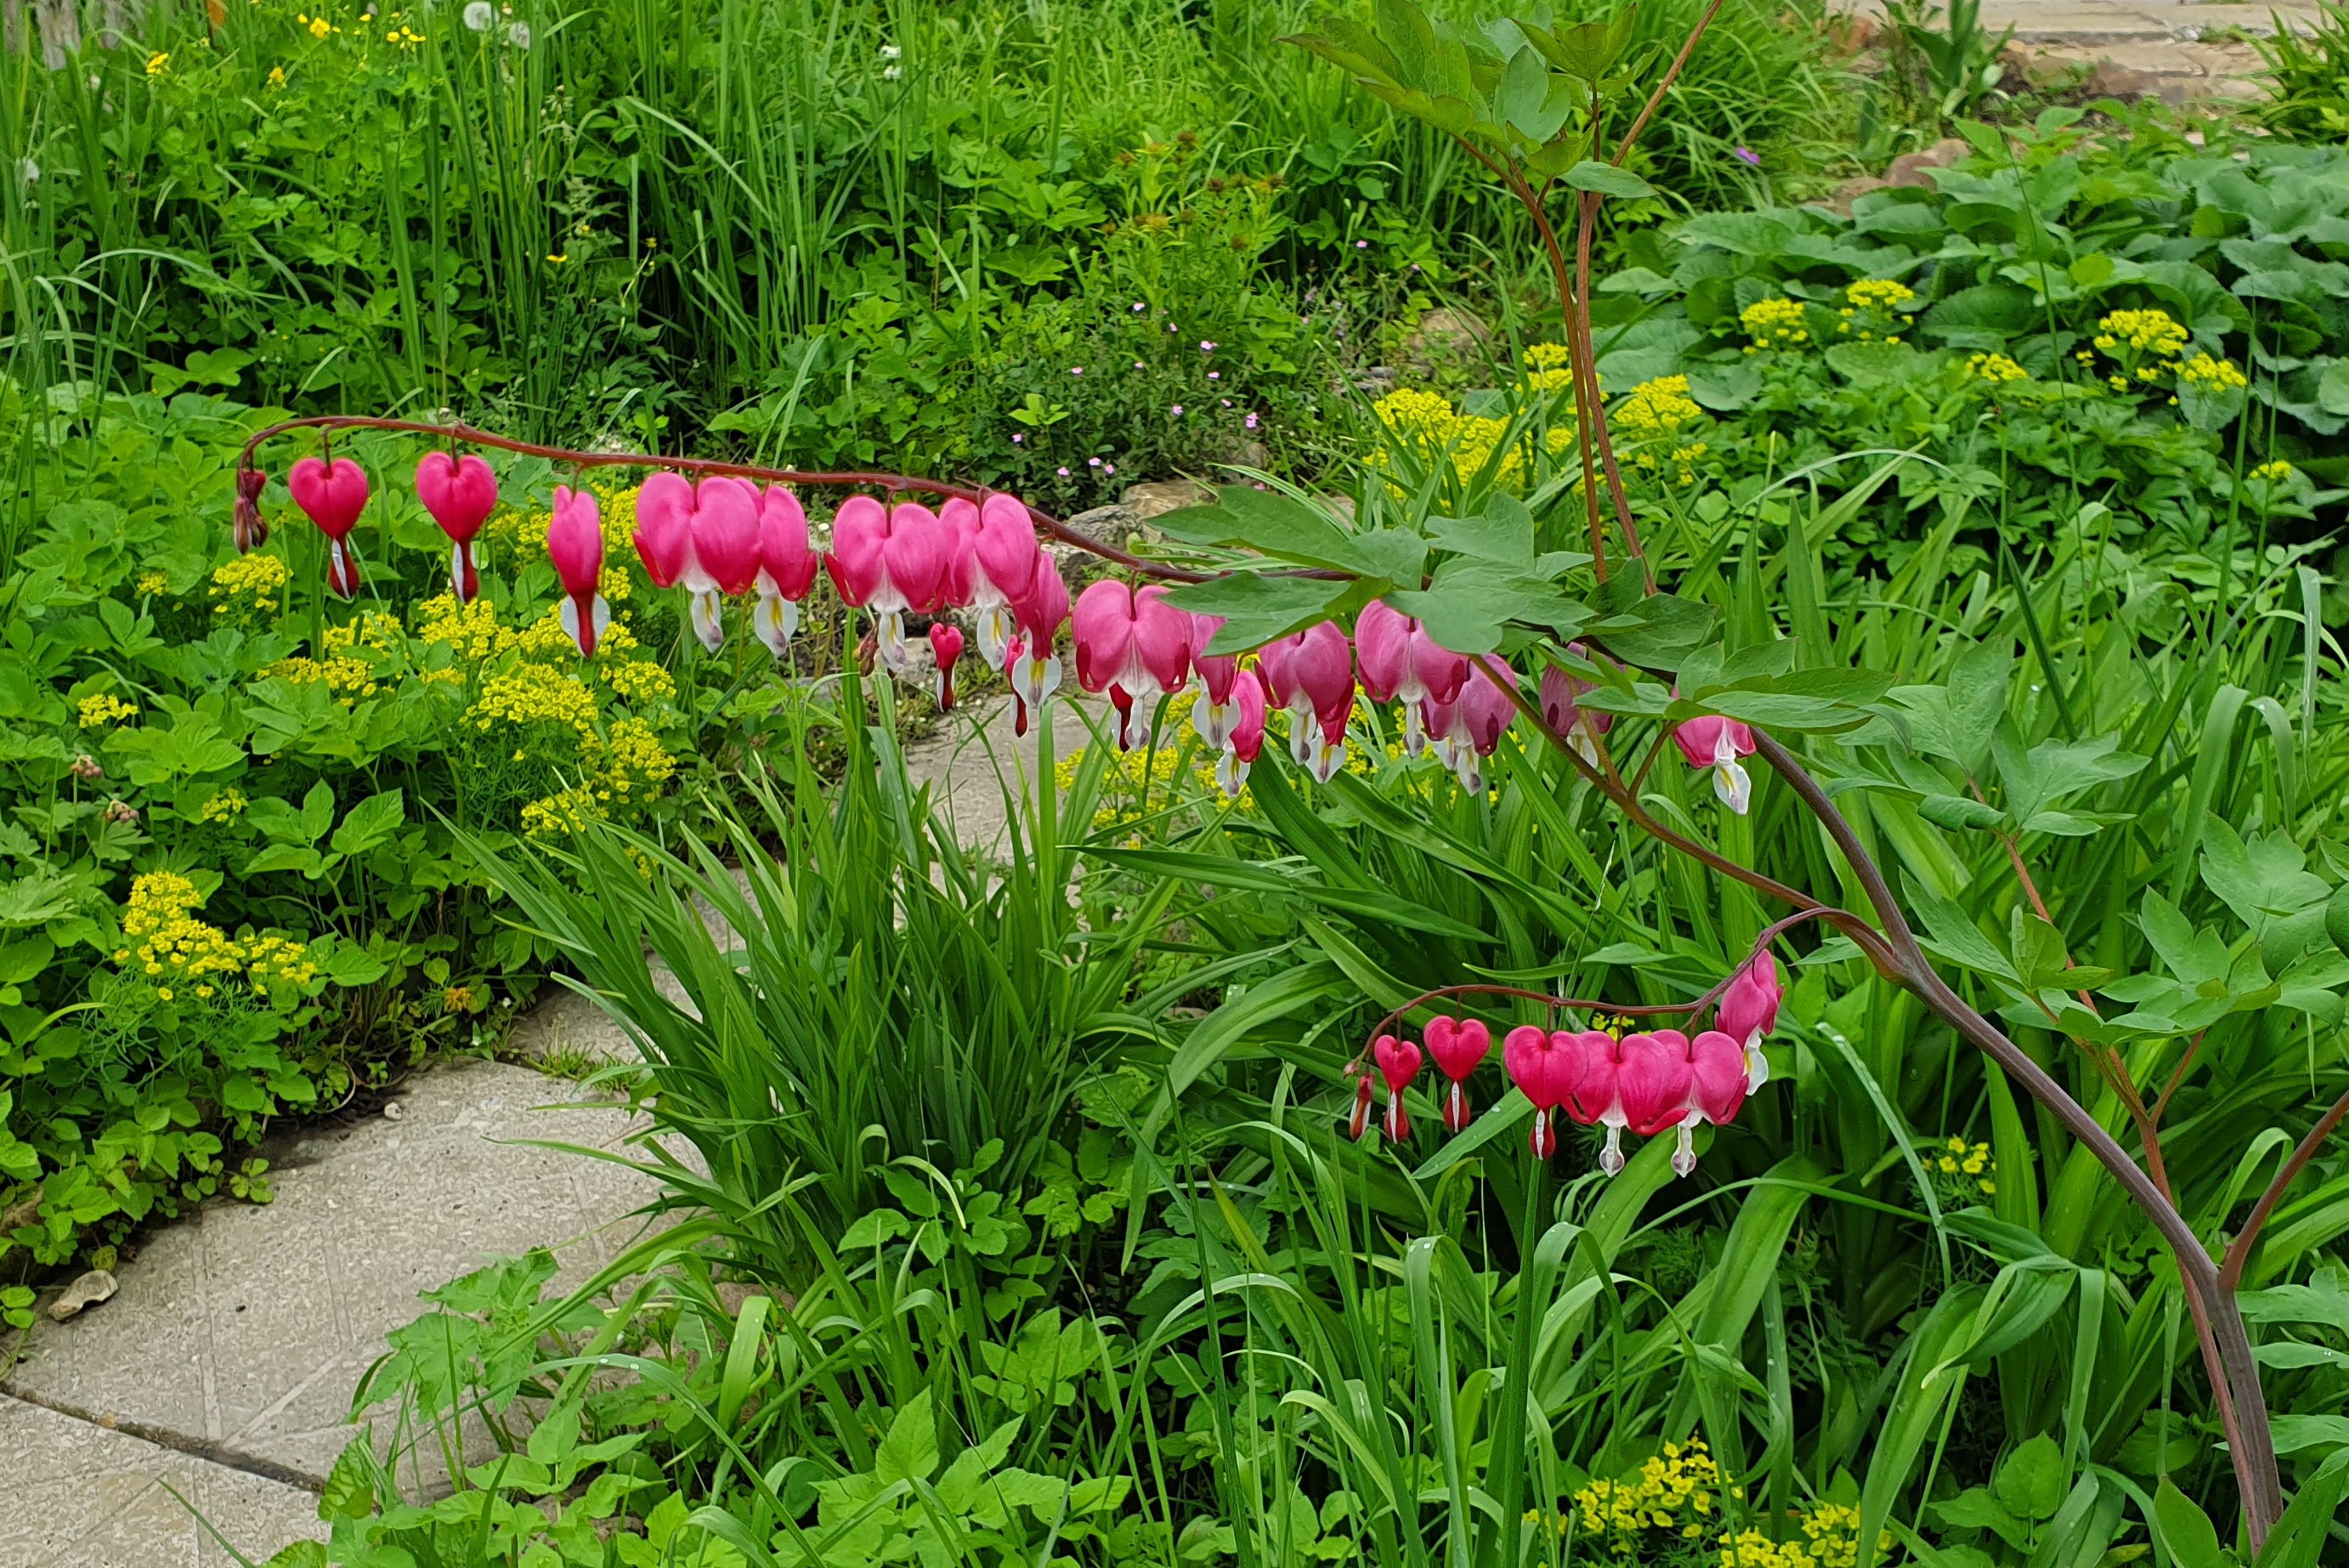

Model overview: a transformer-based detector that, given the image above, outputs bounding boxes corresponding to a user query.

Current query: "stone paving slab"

[1831,0,2322,39]
[2,1059,668,1497]
[902,690,1107,858]
[0,1393,325,1567]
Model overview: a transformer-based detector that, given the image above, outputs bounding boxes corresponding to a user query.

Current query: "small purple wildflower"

[1733,145,1761,167]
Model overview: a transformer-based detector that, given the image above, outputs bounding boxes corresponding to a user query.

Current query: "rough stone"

[1121,478,1213,519]
[45,1268,117,1322]
[1885,137,1972,190]
[0,1392,325,1567]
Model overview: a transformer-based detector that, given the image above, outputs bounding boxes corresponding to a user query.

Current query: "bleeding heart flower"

[1189,614,1244,752]
[1503,1025,1590,1159]
[1006,561,1071,739]
[929,622,965,710]
[1270,620,1354,783]
[546,485,608,658]
[1373,1033,1423,1141]
[970,494,1041,668]
[234,467,269,553]
[827,497,949,674]
[681,477,761,648]
[1356,601,1469,756]
[1430,660,1517,795]
[1073,580,1192,750]
[1558,1029,1638,1174]
[1538,645,1615,765]
[1680,1029,1749,1175]
[1424,1016,1491,1133]
[632,472,696,589]
[415,452,498,603]
[1617,1030,1696,1146]
[1348,1073,1375,1142]
[1716,953,1780,1090]
[1215,667,1268,800]
[752,486,818,659]
[287,456,369,599]
[1673,714,1758,814]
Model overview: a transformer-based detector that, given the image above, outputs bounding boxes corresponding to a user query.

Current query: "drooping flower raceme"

[546,485,608,657]
[415,452,498,604]
[1072,580,1192,750]
[286,456,369,599]
[1673,714,1758,813]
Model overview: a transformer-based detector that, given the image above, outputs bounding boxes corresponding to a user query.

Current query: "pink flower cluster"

[1359,954,1781,1179]
[258,454,1764,811]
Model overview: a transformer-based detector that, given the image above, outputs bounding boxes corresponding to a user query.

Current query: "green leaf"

[875,1388,940,1484]
[1386,558,1588,654]
[1163,573,1354,655]
[1561,160,1654,201]
[1152,484,1387,575]
[330,790,405,859]
[2154,1478,2231,1568]
[1991,1434,2067,1523]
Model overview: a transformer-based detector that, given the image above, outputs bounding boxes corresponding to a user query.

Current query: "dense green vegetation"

[6,0,2349,1564]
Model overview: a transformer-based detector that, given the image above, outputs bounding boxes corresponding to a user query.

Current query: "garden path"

[0,688,1098,1564]
[1837,0,2323,100]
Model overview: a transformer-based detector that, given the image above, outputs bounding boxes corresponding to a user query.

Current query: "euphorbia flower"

[828,497,951,674]
[1432,660,1518,795]
[1673,714,1758,814]
[234,467,269,553]
[929,623,965,710]
[1503,1025,1592,1159]
[1373,1033,1423,1142]
[546,485,608,657]
[1715,952,1780,1090]
[1538,646,1614,765]
[1680,1030,1749,1175]
[1072,580,1192,750]
[969,494,1041,668]
[1215,668,1268,800]
[752,486,818,658]
[632,472,695,588]
[1005,561,1070,738]
[1189,615,1244,752]
[1424,1016,1491,1133]
[415,452,498,603]
[1356,601,1469,756]
[286,455,369,599]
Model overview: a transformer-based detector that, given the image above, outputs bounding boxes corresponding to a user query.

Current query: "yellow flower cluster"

[209,552,291,617]
[145,50,170,76]
[416,595,646,669]
[1741,297,1808,349]
[2094,309,2189,358]
[1845,278,1916,313]
[1965,352,2029,383]
[135,570,170,596]
[1934,1135,1997,1197]
[1370,388,1529,485]
[1522,341,1576,393]
[297,9,335,37]
[521,786,603,838]
[1615,375,1702,439]
[603,717,678,800]
[258,653,380,702]
[2177,352,2247,392]
[1575,1440,1724,1542]
[114,872,320,995]
[470,664,600,743]
[2251,459,2295,482]
[198,789,249,823]
[78,693,137,728]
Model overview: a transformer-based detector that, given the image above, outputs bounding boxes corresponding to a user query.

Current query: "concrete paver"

[0,1393,325,1567]
[2,1059,668,1511]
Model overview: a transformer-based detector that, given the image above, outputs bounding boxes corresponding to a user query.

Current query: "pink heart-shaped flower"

[1424,1016,1490,1083]
[286,456,369,541]
[1616,1031,1696,1136]
[415,452,497,545]
[1373,1033,1423,1095]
